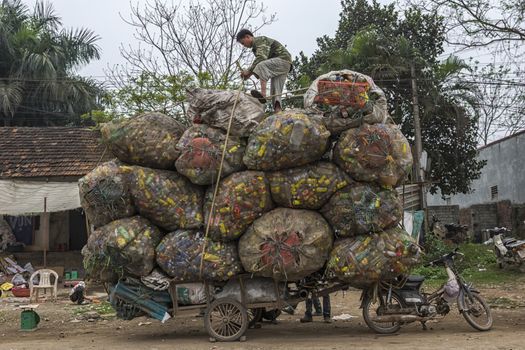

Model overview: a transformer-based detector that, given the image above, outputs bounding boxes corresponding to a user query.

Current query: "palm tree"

[0,0,102,126]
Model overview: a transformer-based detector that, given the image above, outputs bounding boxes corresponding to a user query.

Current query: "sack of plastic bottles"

[320,183,402,237]
[100,112,185,169]
[303,70,390,134]
[203,171,274,242]
[175,125,246,185]
[333,123,413,187]
[267,162,352,210]
[239,208,334,281]
[124,166,204,231]
[243,109,330,171]
[78,160,135,229]
[156,229,243,283]
[186,88,265,137]
[326,227,421,287]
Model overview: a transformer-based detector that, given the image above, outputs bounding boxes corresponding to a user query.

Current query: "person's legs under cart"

[323,295,332,323]
[300,297,313,322]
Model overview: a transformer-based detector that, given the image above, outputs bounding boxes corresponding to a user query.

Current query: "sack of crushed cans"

[239,208,334,281]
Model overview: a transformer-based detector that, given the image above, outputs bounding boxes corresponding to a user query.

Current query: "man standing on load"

[236,29,292,113]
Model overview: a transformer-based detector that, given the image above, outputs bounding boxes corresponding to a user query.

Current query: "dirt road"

[1,285,524,350]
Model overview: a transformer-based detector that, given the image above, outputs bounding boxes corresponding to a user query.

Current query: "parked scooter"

[361,248,493,334]
[430,215,469,244]
[484,227,525,272]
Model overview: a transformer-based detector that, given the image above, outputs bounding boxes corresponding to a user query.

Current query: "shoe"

[250,90,267,104]
[282,306,295,315]
[324,316,332,323]
[300,316,313,323]
[313,311,322,317]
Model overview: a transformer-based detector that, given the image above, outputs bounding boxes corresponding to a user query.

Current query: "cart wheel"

[204,298,248,342]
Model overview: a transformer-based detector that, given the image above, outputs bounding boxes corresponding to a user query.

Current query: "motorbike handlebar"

[424,249,463,267]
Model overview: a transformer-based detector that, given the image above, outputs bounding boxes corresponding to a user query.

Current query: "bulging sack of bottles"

[175,125,246,185]
[303,70,389,135]
[186,88,265,137]
[82,232,118,283]
[320,183,402,237]
[124,166,204,231]
[326,227,421,287]
[156,229,243,283]
[204,171,274,242]
[102,216,163,277]
[100,112,185,169]
[268,162,352,210]
[243,109,330,171]
[78,160,135,229]
[333,123,412,187]
[239,208,334,281]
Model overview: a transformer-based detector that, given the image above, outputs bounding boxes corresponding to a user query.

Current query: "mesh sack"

[79,160,135,229]
[326,227,421,287]
[239,208,334,281]
[156,229,243,283]
[320,183,402,237]
[304,70,390,135]
[100,112,185,169]
[186,88,265,137]
[102,216,163,277]
[124,166,204,231]
[204,171,274,242]
[175,125,246,185]
[243,109,330,171]
[333,123,413,187]
[268,162,352,210]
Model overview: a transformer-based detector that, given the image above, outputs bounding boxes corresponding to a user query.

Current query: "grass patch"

[73,301,115,316]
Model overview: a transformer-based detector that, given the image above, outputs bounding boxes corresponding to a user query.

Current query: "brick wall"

[428,205,460,224]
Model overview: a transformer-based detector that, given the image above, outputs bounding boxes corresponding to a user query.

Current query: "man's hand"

[240,70,252,80]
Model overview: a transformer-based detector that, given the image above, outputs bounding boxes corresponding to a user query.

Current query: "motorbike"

[484,227,525,271]
[361,248,493,334]
[430,215,469,244]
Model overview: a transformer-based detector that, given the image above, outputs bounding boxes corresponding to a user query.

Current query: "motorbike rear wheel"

[362,293,403,334]
[460,292,493,331]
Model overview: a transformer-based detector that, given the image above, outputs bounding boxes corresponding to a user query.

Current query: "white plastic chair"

[29,269,58,302]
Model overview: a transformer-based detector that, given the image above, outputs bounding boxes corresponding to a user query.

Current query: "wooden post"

[42,197,49,268]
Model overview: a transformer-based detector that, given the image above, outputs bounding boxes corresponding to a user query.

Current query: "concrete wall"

[428,205,460,223]
[427,131,525,207]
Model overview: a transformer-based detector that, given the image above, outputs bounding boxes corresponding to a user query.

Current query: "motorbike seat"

[406,275,425,283]
[503,237,517,245]
[506,240,525,248]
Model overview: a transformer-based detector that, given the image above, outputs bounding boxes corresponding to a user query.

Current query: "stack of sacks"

[79,70,420,298]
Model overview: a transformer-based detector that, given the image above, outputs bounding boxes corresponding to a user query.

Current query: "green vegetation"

[73,301,115,316]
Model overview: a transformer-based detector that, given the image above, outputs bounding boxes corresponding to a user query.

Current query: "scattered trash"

[138,321,152,326]
[332,313,357,321]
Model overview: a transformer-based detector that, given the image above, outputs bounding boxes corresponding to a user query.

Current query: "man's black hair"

[236,29,253,42]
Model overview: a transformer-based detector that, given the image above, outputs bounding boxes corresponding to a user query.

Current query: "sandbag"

[326,227,421,287]
[204,171,274,242]
[243,109,330,171]
[268,162,352,210]
[124,166,204,231]
[156,229,243,283]
[100,112,185,169]
[78,160,135,229]
[320,183,402,237]
[303,70,390,134]
[102,216,163,277]
[175,125,246,185]
[186,88,265,137]
[333,123,413,187]
[239,208,334,281]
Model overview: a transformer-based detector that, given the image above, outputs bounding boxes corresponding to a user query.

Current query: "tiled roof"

[0,127,111,179]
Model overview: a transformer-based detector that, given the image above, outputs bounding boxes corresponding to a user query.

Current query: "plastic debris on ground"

[84,216,163,280]
[326,227,421,287]
[186,88,265,137]
[101,112,185,169]
[125,166,204,231]
[243,109,330,171]
[268,162,352,210]
[175,125,246,185]
[78,160,135,229]
[303,70,390,135]
[203,171,274,242]
[156,230,243,283]
[239,208,334,281]
[333,123,413,187]
[320,183,402,237]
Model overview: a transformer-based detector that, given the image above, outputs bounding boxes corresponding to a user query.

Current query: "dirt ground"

[1,281,524,350]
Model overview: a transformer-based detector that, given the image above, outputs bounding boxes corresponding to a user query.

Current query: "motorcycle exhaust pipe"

[371,315,430,323]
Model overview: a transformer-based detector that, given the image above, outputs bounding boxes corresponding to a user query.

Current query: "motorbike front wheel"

[460,292,493,331]
[362,293,403,334]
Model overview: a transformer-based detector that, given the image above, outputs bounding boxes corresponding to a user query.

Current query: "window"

[490,186,498,200]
